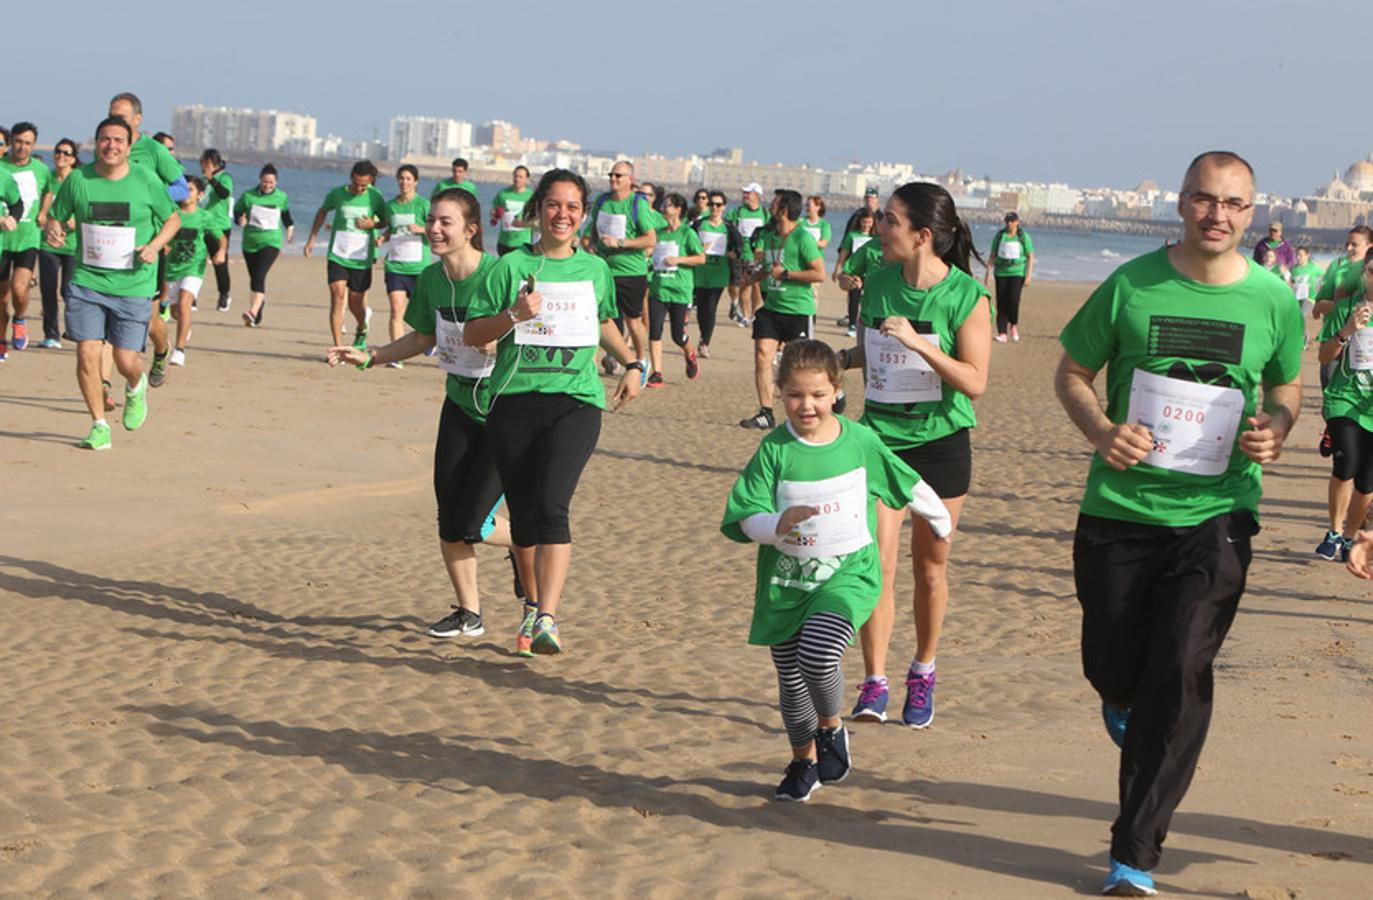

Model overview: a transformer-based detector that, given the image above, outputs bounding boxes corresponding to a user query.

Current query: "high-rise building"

[387,116,473,161]
[476,120,520,152]
[171,105,316,153]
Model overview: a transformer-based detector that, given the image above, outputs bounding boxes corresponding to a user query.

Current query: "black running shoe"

[773,758,821,802]
[814,726,852,784]
[739,407,776,429]
[426,606,485,638]
[833,391,847,416]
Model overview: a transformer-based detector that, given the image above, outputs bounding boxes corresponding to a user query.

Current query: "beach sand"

[0,259,1369,897]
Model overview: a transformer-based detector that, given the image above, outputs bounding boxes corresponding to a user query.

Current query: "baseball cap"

[864,187,879,197]
[742,182,763,195]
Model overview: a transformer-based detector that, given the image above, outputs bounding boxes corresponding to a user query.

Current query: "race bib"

[514,280,600,347]
[389,234,423,263]
[12,170,38,207]
[652,240,679,273]
[1126,369,1245,477]
[804,225,822,243]
[699,230,726,256]
[81,223,136,270]
[851,234,872,252]
[434,314,495,378]
[1293,279,1310,301]
[1349,327,1373,371]
[341,206,372,228]
[596,210,627,241]
[248,205,281,230]
[331,229,370,261]
[997,240,1022,260]
[501,200,524,230]
[775,468,871,559]
[864,327,942,404]
[737,217,763,240]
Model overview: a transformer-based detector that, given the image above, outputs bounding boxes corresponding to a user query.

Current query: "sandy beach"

[0,258,1369,897]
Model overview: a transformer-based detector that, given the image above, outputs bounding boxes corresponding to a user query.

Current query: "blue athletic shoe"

[1340,536,1353,563]
[1103,703,1131,749]
[851,678,889,723]
[1315,529,1342,561]
[1103,857,1157,896]
[902,669,936,729]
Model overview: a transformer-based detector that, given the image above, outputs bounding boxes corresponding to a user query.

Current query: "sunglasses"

[608,172,627,179]
[709,201,725,207]
[55,149,74,156]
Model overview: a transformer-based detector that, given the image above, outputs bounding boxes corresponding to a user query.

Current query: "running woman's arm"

[600,319,642,412]
[37,190,52,229]
[327,329,435,368]
[1238,379,1300,465]
[878,295,993,400]
[1024,252,1035,286]
[833,248,849,280]
[1319,302,1368,365]
[1054,352,1151,470]
[303,207,328,257]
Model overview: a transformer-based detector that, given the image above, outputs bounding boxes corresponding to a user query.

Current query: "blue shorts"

[66,283,152,351]
[384,270,418,296]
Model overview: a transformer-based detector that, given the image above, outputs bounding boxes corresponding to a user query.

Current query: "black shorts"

[1328,416,1373,493]
[613,274,647,320]
[751,306,812,343]
[327,261,373,294]
[384,271,418,296]
[893,428,972,498]
[0,247,39,278]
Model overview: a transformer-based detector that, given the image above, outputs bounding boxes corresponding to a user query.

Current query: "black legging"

[995,275,1025,333]
[649,296,690,346]
[37,250,74,342]
[846,288,861,327]
[434,397,504,543]
[243,247,281,294]
[694,286,723,346]
[1328,416,1373,493]
[205,232,232,297]
[485,392,601,547]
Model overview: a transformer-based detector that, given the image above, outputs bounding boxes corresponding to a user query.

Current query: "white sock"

[863,675,888,685]
[93,418,108,428]
[911,658,936,676]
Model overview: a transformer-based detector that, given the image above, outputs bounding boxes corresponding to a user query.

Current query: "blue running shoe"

[814,726,852,784]
[1103,702,1131,749]
[1315,529,1342,561]
[773,758,820,802]
[1103,857,1156,896]
[1340,536,1353,563]
[903,669,936,729]
[851,678,889,723]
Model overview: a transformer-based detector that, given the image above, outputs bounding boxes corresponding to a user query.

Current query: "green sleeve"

[156,145,182,187]
[1263,291,1305,386]
[838,232,853,255]
[1058,281,1119,371]
[1317,296,1351,342]
[720,439,780,542]
[233,193,246,218]
[404,269,436,334]
[863,426,921,509]
[821,219,832,242]
[148,172,177,221]
[1022,232,1034,254]
[797,230,821,265]
[684,227,703,256]
[320,187,341,213]
[468,258,513,319]
[48,175,74,223]
[596,263,617,321]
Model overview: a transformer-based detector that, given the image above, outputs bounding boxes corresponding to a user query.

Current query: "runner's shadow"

[593,447,741,476]
[0,429,84,446]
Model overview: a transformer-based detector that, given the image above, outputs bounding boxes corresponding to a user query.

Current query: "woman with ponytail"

[836,182,991,729]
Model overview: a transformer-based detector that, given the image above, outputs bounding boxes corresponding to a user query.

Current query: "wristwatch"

[624,360,645,372]
[780,270,790,282]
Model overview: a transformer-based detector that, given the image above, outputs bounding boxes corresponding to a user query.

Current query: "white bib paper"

[248,205,281,230]
[12,170,38,207]
[1293,279,1310,301]
[331,229,370,261]
[997,240,1022,260]
[804,225,822,243]
[389,234,423,263]
[775,468,871,559]
[514,280,600,348]
[81,223,136,270]
[737,217,763,240]
[864,327,942,404]
[1349,327,1373,371]
[652,240,679,273]
[1126,369,1245,477]
[699,230,726,256]
[596,210,627,241]
[850,234,872,252]
[435,314,495,378]
[500,200,524,231]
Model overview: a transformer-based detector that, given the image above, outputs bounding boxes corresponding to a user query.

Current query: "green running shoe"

[123,375,148,431]
[515,604,538,657]
[80,421,112,451]
[352,310,370,350]
[531,614,563,655]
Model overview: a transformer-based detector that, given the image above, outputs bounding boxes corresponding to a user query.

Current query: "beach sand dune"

[0,260,1368,896]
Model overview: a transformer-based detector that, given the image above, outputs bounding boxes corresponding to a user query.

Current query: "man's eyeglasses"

[608,172,627,180]
[1184,191,1252,215]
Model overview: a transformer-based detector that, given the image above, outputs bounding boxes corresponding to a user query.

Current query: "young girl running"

[722,340,951,801]
[327,189,532,642]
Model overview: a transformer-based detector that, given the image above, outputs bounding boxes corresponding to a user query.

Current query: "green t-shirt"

[321,184,387,270]
[858,264,989,449]
[403,255,497,424]
[754,226,822,315]
[694,219,730,289]
[650,222,704,305]
[493,187,534,248]
[0,157,51,252]
[234,187,290,252]
[0,171,21,253]
[1289,260,1324,302]
[587,193,655,277]
[1058,247,1304,527]
[990,228,1034,277]
[1318,289,1373,429]
[725,205,769,249]
[383,195,432,275]
[49,163,178,298]
[720,418,923,645]
[466,247,618,410]
[128,134,184,188]
[838,230,876,258]
[41,172,77,256]
[842,239,884,277]
[1315,256,1361,302]
[165,205,212,280]
[431,178,477,201]
[800,216,832,247]
[203,171,234,234]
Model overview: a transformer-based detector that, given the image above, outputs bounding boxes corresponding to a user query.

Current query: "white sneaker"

[995,333,1008,343]
[169,349,186,366]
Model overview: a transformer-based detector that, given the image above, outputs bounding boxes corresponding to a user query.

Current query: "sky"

[9,0,1365,198]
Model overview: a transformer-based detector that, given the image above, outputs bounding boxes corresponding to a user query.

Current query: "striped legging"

[769,611,856,748]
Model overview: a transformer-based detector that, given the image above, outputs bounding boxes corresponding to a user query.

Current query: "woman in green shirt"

[838,182,991,730]
[382,164,431,359]
[463,169,642,656]
[234,164,293,327]
[36,138,80,348]
[646,193,706,386]
[199,149,234,310]
[833,209,877,336]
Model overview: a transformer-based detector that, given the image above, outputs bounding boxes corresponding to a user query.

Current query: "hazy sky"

[10,0,1362,197]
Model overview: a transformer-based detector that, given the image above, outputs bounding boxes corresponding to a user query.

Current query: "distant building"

[388,116,472,162]
[633,155,696,187]
[477,120,521,152]
[171,105,316,153]
[700,160,825,195]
